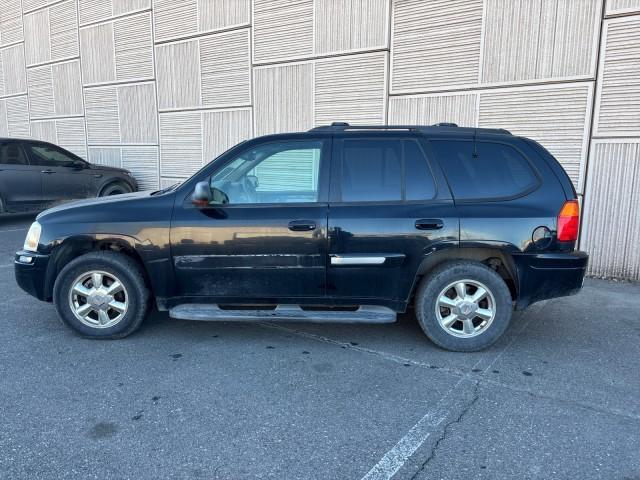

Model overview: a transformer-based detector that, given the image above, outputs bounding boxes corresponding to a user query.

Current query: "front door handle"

[288,220,317,232]
[41,169,54,174]
[415,219,444,230]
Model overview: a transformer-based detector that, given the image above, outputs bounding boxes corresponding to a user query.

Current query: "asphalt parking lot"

[0,215,638,480]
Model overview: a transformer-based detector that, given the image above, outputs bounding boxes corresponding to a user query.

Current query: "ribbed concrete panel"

[253,0,313,63]
[51,60,83,116]
[199,29,250,108]
[582,141,640,280]
[113,13,153,82]
[314,0,388,55]
[4,94,29,137]
[88,146,122,167]
[253,62,314,136]
[78,0,150,26]
[388,93,478,127]
[202,108,252,161]
[26,65,53,117]
[122,146,159,190]
[314,51,387,125]
[30,119,57,142]
[391,0,482,93]
[594,17,640,137]
[478,84,592,191]
[79,22,115,84]
[482,0,600,83]
[198,0,249,32]
[159,111,202,177]
[48,0,78,61]
[0,98,6,135]
[23,9,50,65]
[55,117,87,158]
[0,0,23,46]
[22,0,57,13]
[117,82,157,144]
[606,0,640,15]
[160,177,182,189]
[155,39,201,110]
[0,43,26,96]
[84,85,120,144]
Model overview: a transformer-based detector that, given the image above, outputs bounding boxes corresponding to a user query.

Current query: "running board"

[169,304,396,324]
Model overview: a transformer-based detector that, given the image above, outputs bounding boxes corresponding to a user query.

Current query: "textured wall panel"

[26,65,54,117]
[88,146,122,167]
[199,29,250,108]
[253,0,313,63]
[30,119,57,143]
[606,0,640,15]
[202,108,252,161]
[23,9,50,65]
[79,22,115,84]
[51,60,83,116]
[595,17,640,137]
[78,0,150,25]
[0,43,27,96]
[582,141,640,280]
[0,0,23,46]
[155,39,201,109]
[113,12,153,82]
[314,51,387,125]
[482,0,600,83]
[22,0,57,13]
[24,0,78,66]
[198,0,250,32]
[30,118,88,158]
[4,95,29,137]
[391,0,483,92]
[478,84,591,191]
[389,93,478,127]
[122,146,159,190]
[0,98,6,135]
[117,82,157,144]
[159,111,203,177]
[84,86,120,144]
[254,62,314,136]
[314,0,388,55]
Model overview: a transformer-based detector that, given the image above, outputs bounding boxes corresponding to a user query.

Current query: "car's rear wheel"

[415,261,513,352]
[100,182,131,196]
[53,251,150,339]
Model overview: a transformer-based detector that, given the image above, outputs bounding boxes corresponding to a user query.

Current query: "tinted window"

[431,140,538,200]
[340,139,402,202]
[211,140,322,204]
[27,144,77,167]
[404,140,436,200]
[0,142,28,165]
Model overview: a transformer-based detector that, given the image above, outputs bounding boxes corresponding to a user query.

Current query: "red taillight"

[557,200,580,242]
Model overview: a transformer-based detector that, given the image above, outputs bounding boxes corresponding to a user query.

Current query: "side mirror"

[192,181,212,207]
[246,174,259,189]
[70,160,85,169]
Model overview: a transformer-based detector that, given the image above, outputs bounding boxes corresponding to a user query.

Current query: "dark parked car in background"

[14,123,587,351]
[0,138,137,214]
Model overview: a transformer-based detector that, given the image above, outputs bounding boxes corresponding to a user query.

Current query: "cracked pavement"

[1,214,639,479]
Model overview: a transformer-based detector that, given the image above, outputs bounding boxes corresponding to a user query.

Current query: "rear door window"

[431,140,538,200]
[0,142,28,165]
[338,138,436,202]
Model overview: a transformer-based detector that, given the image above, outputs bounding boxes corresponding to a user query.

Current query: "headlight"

[23,222,41,252]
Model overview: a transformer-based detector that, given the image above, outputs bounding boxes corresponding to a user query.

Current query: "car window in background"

[404,140,436,200]
[340,139,402,202]
[0,142,28,165]
[431,140,538,200]
[210,141,322,204]
[27,144,78,167]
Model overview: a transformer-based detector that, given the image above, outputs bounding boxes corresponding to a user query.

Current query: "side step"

[169,304,396,324]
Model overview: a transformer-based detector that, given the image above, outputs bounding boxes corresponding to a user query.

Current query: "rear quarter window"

[431,140,539,200]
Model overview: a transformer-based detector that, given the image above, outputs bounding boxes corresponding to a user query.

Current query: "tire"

[414,261,513,352]
[100,181,131,197]
[53,251,150,339]
[0,196,4,214]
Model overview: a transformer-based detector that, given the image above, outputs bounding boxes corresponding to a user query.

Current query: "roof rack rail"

[309,122,421,132]
[432,122,458,127]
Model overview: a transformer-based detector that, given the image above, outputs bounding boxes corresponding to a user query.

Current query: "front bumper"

[14,250,51,301]
[514,251,588,310]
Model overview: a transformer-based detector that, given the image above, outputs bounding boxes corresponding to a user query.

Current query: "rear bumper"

[14,250,51,301]
[514,251,588,310]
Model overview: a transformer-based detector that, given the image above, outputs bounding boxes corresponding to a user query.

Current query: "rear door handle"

[415,219,444,230]
[288,220,317,232]
[41,169,54,174]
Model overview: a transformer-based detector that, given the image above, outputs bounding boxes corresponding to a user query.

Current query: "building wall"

[0,0,638,279]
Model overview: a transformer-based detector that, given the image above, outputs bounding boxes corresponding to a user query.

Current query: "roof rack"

[308,122,511,135]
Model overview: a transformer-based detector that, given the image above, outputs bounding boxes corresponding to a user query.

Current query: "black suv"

[0,138,137,213]
[14,124,587,351]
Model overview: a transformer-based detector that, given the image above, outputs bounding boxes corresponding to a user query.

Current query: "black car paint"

[0,138,136,213]
[14,127,588,313]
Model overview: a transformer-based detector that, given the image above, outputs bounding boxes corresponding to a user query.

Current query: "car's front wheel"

[415,261,513,352]
[99,181,132,196]
[53,251,150,339]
